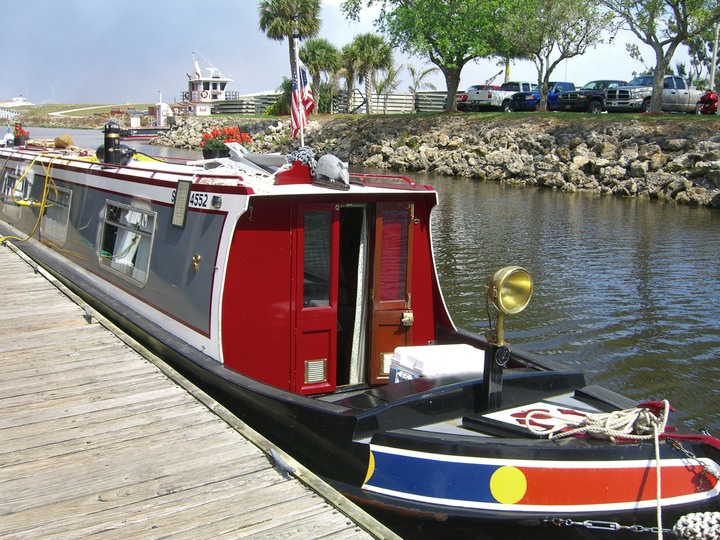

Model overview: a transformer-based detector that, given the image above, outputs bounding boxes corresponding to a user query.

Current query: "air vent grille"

[305,359,327,384]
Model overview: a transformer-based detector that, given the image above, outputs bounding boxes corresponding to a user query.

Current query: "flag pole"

[292,16,305,147]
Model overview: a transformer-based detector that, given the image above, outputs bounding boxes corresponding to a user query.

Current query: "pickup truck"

[507,81,575,111]
[604,76,704,114]
[558,80,627,113]
[458,84,500,111]
[466,81,536,111]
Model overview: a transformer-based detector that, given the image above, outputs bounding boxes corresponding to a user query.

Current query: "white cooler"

[389,344,485,383]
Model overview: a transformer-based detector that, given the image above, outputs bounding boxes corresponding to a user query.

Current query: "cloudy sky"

[3,0,690,105]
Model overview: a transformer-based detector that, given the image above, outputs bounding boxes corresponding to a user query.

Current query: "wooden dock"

[0,243,401,540]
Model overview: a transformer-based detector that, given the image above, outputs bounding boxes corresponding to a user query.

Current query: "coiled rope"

[524,401,669,442]
[526,402,670,540]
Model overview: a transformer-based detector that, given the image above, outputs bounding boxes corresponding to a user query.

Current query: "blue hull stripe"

[366,449,497,502]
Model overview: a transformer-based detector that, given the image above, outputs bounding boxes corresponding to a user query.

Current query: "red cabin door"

[293,204,339,394]
[368,202,414,384]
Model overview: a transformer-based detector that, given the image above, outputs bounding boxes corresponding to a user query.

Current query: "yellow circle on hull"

[490,466,527,504]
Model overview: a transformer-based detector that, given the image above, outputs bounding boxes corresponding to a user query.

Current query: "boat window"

[378,206,409,302]
[1,168,28,221]
[303,210,331,307]
[40,186,72,245]
[99,202,155,286]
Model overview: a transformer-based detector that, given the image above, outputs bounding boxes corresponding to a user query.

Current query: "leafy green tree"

[349,33,393,115]
[682,27,720,91]
[599,0,720,112]
[502,0,614,111]
[407,63,438,113]
[342,0,521,112]
[300,37,341,112]
[267,77,293,115]
[258,0,321,80]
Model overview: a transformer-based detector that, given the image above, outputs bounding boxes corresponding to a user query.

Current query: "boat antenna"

[194,50,227,79]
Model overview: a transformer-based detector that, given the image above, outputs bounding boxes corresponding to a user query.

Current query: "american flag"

[291,61,314,140]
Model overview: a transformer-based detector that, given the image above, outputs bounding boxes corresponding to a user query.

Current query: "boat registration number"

[171,189,209,208]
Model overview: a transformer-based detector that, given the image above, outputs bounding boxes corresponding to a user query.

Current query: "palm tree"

[407,63,439,113]
[349,33,393,115]
[341,43,360,113]
[258,0,321,79]
[300,37,341,112]
[374,64,404,114]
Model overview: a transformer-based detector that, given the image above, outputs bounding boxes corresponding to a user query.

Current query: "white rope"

[525,401,671,539]
[653,421,663,540]
[524,400,670,442]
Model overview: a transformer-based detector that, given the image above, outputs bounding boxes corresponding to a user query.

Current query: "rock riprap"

[152,115,720,208]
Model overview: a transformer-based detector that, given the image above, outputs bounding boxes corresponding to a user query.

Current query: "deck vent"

[304,359,327,384]
[381,352,393,375]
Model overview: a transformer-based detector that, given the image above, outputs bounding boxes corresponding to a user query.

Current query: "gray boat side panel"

[0,160,225,336]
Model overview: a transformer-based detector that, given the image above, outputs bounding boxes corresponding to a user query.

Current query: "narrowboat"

[0,127,718,539]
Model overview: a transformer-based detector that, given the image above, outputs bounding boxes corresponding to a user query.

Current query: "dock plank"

[0,243,400,540]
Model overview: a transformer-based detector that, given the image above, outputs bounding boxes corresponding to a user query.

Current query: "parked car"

[508,82,576,111]
[605,76,705,114]
[443,90,470,110]
[460,84,502,111]
[699,90,718,115]
[558,80,628,113]
[466,81,536,111]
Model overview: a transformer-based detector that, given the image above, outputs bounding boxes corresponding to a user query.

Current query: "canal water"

[28,127,720,434]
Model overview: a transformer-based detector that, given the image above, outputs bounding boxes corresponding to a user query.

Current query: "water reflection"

[427,173,720,432]
[28,128,720,432]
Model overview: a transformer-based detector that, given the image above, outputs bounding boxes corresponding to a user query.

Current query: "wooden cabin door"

[368,202,414,384]
[293,204,339,395]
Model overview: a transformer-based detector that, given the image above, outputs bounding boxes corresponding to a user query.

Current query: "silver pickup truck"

[466,81,536,111]
[605,76,704,114]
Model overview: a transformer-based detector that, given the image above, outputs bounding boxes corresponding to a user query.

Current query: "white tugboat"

[181,53,235,116]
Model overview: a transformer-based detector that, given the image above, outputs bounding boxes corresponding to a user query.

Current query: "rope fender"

[674,512,720,540]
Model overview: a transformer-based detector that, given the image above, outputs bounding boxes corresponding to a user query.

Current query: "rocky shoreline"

[150,115,720,208]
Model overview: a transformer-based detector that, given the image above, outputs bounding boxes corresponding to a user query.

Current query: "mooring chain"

[666,437,720,489]
[285,146,317,176]
[536,402,672,539]
[666,437,720,539]
[549,437,720,539]
[547,517,672,535]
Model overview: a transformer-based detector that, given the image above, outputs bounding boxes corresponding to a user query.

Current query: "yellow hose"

[1,153,60,244]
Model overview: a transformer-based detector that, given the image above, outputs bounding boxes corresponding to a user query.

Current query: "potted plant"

[200,126,252,159]
[13,123,29,146]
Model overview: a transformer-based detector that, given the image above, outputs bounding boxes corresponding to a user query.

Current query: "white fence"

[0,108,20,121]
[215,90,449,116]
